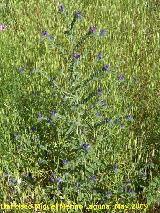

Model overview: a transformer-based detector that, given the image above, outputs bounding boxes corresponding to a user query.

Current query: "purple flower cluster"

[41,31,48,37]
[81,143,90,151]
[73,53,80,59]
[102,64,109,71]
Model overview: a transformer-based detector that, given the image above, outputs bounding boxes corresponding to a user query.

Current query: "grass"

[0,0,160,212]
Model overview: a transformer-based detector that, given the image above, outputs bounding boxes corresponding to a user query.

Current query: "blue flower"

[113,164,118,172]
[62,160,68,165]
[102,64,109,71]
[117,74,125,81]
[105,191,112,198]
[90,175,96,181]
[81,143,90,151]
[74,11,81,18]
[58,4,64,12]
[73,53,80,59]
[97,52,103,60]
[31,126,36,131]
[41,31,48,37]
[56,177,63,183]
[89,26,97,34]
[50,173,56,182]
[127,188,135,194]
[37,113,43,119]
[51,111,56,117]
[105,118,112,123]
[99,100,107,107]
[50,177,55,182]
[97,87,102,96]
[100,29,107,37]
